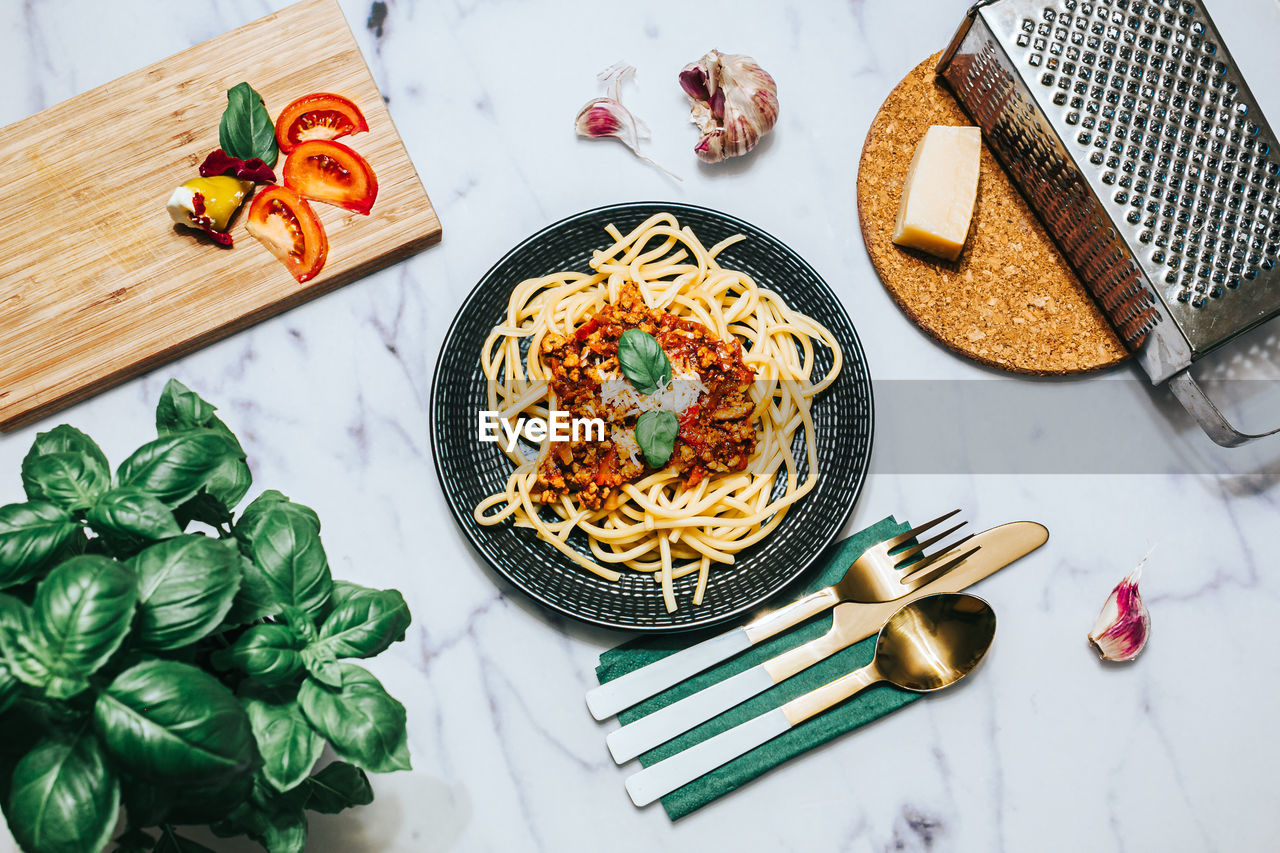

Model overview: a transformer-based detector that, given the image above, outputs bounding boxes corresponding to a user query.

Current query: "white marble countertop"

[4,0,1280,851]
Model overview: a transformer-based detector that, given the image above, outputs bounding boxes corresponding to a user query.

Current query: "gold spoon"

[625,592,997,806]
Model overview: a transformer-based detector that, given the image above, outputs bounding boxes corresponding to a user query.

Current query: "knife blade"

[607,520,1047,765]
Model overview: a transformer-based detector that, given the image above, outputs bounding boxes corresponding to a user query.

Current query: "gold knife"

[606,520,1047,765]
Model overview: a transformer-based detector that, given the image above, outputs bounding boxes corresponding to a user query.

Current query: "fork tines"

[888,509,979,584]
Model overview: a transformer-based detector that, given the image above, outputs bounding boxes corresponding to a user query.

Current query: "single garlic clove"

[679,49,779,163]
[574,67,681,182]
[1088,558,1151,662]
[575,98,643,153]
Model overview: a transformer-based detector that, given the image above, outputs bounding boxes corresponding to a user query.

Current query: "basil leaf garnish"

[618,329,672,395]
[635,410,679,468]
[219,82,279,168]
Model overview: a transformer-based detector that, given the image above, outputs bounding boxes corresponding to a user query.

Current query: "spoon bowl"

[874,592,997,692]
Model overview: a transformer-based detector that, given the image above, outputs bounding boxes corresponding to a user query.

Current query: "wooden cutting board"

[0,0,441,431]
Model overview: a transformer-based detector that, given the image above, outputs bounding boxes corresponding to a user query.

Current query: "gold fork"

[585,510,979,720]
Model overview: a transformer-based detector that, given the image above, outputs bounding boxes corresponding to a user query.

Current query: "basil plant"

[0,380,412,853]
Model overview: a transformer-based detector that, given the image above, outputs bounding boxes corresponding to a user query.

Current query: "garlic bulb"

[575,63,680,181]
[678,49,779,163]
[1088,553,1152,662]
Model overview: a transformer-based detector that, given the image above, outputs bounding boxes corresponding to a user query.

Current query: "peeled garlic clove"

[679,49,779,163]
[1088,558,1151,662]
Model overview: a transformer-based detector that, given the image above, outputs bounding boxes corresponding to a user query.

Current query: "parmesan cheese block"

[891,125,981,262]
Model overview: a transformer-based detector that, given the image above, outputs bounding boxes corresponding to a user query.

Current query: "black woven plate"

[430,202,873,632]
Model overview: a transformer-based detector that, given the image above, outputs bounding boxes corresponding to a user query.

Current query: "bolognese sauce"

[537,284,756,510]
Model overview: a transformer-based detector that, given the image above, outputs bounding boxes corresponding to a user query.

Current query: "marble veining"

[4,0,1280,851]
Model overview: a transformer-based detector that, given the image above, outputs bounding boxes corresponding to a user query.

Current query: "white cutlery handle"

[586,628,753,721]
[607,665,775,764]
[625,709,791,806]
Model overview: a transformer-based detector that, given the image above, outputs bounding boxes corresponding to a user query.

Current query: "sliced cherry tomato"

[282,140,379,215]
[245,186,328,283]
[274,92,368,154]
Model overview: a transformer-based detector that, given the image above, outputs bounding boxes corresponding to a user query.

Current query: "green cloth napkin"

[595,516,921,820]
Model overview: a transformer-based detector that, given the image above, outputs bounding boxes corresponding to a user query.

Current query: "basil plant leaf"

[618,328,672,395]
[214,623,305,685]
[86,487,183,555]
[94,659,256,786]
[302,761,374,814]
[156,378,218,434]
[157,379,253,516]
[0,501,81,590]
[236,496,332,620]
[0,598,53,694]
[299,645,342,689]
[0,596,21,712]
[635,410,680,468]
[130,534,242,651]
[32,555,138,697]
[20,425,111,512]
[213,800,307,853]
[219,82,279,167]
[299,663,412,774]
[314,587,411,660]
[233,491,322,548]
[242,696,323,793]
[116,431,244,509]
[7,730,120,853]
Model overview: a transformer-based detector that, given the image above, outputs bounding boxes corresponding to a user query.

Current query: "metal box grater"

[938,0,1280,445]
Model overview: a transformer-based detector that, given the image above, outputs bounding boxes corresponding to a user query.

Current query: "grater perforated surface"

[940,0,1280,383]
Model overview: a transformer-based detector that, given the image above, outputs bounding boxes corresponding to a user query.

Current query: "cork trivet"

[857,54,1129,374]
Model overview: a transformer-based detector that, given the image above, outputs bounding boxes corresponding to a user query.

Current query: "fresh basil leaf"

[157,380,253,515]
[0,501,80,590]
[130,535,242,651]
[302,761,373,814]
[94,659,256,785]
[87,487,183,555]
[214,623,305,685]
[299,645,341,689]
[0,594,27,712]
[219,82,279,168]
[299,663,411,774]
[7,730,120,853]
[618,328,673,394]
[635,410,679,468]
[116,431,244,509]
[242,696,323,793]
[32,555,137,697]
[233,491,321,549]
[153,825,218,853]
[314,587,411,660]
[212,800,307,853]
[238,502,332,620]
[21,425,111,512]
[156,378,218,435]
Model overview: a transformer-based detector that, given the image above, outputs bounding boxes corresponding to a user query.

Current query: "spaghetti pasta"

[473,212,842,612]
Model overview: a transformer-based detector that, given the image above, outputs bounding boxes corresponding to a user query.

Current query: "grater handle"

[1168,372,1280,448]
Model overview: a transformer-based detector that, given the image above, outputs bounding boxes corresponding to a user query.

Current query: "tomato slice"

[274,92,368,153]
[282,140,379,215]
[245,186,328,283]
